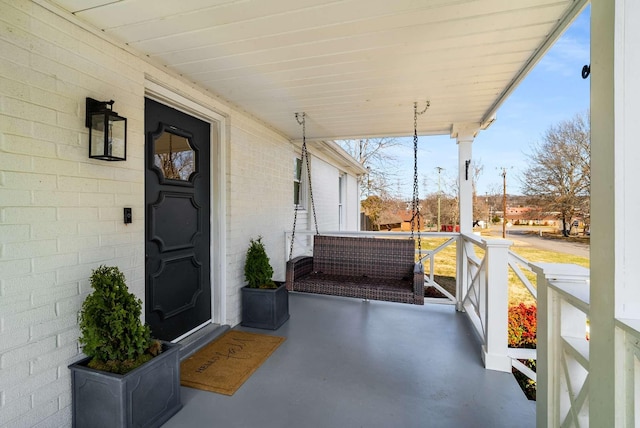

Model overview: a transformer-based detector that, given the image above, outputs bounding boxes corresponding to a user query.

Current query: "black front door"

[145,98,211,341]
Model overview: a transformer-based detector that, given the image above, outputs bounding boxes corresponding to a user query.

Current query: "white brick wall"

[224,121,294,324]
[0,2,146,425]
[0,1,362,426]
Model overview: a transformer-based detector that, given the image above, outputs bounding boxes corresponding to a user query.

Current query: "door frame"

[145,80,227,327]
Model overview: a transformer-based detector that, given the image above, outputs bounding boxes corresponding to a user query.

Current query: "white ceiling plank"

[48,0,585,140]
[129,1,563,57]
[74,0,244,29]
[142,8,565,84]
[49,0,122,13]
[108,0,473,45]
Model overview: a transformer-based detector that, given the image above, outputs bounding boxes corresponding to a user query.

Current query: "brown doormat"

[180,330,286,396]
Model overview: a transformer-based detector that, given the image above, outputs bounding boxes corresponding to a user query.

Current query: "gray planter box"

[69,342,182,428]
[241,282,290,330]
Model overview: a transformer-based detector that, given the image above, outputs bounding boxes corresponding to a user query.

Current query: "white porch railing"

[459,233,516,372]
[532,263,590,428]
[422,235,458,305]
[507,250,538,381]
[615,318,640,426]
[459,233,541,378]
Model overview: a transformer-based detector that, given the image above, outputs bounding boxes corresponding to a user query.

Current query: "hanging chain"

[304,125,320,237]
[411,101,430,261]
[289,112,319,260]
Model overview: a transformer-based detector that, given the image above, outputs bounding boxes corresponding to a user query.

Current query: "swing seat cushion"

[286,235,424,305]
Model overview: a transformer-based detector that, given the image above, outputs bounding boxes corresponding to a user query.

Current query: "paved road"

[486,227,590,259]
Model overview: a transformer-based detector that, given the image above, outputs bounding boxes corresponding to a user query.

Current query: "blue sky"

[394,5,591,198]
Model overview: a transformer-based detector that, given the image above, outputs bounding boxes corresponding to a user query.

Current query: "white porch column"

[591,0,640,426]
[590,0,616,421]
[453,128,475,234]
[482,239,512,372]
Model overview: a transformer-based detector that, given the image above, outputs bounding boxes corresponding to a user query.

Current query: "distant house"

[376,210,425,231]
[503,207,560,226]
[377,213,403,231]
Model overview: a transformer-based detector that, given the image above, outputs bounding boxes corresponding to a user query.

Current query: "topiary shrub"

[244,237,276,289]
[79,265,161,374]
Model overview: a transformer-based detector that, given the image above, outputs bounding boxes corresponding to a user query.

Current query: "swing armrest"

[413,262,425,304]
[286,256,314,291]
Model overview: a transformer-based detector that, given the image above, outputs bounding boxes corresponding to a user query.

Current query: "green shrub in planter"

[79,265,161,374]
[244,237,277,289]
[241,237,289,329]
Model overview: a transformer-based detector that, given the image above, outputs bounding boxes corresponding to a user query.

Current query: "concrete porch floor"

[164,292,535,428]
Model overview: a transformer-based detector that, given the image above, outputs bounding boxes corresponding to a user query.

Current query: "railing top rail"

[285,230,460,239]
[616,318,640,337]
[508,250,531,268]
[460,232,486,248]
[529,262,590,280]
[548,280,590,314]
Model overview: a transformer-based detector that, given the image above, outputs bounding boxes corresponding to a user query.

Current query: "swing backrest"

[312,235,415,280]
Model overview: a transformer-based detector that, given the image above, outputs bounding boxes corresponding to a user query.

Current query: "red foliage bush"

[508,303,538,400]
[508,303,537,348]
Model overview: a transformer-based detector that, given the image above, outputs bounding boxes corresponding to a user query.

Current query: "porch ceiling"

[46,0,586,141]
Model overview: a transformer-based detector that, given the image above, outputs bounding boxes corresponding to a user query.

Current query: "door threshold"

[174,323,231,361]
[171,320,213,343]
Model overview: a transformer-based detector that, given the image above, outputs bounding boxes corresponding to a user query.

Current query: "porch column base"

[482,347,512,372]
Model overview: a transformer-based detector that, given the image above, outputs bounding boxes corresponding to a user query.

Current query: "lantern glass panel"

[89,113,105,157]
[108,116,126,160]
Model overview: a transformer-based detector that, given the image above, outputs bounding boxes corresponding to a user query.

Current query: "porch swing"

[285,104,429,305]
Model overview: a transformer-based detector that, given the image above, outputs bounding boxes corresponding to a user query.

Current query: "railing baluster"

[532,263,589,428]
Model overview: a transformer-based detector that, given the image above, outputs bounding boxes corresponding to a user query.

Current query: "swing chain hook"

[415,101,430,117]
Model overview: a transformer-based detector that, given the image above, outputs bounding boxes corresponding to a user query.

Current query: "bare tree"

[480,183,503,224]
[420,192,458,230]
[155,151,194,180]
[421,168,461,229]
[361,195,385,230]
[337,138,402,198]
[520,111,590,236]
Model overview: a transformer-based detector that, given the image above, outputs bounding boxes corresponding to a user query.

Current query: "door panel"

[145,98,211,341]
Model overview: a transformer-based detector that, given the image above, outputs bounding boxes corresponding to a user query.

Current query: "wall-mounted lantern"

[86,97,127,161]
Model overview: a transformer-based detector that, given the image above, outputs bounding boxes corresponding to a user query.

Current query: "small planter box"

[241,282,290,330]
[69,342,182,428]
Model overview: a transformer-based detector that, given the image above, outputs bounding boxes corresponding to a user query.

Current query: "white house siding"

[344,174,360,230]
[308,156,340,232]
[306,149,363,233]
[0,1,359,426]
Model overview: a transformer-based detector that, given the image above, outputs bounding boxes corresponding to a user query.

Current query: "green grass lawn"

[508,246,589,306]
[419,237,590,307]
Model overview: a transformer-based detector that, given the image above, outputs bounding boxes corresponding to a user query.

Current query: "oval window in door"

[153,130,196,182]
